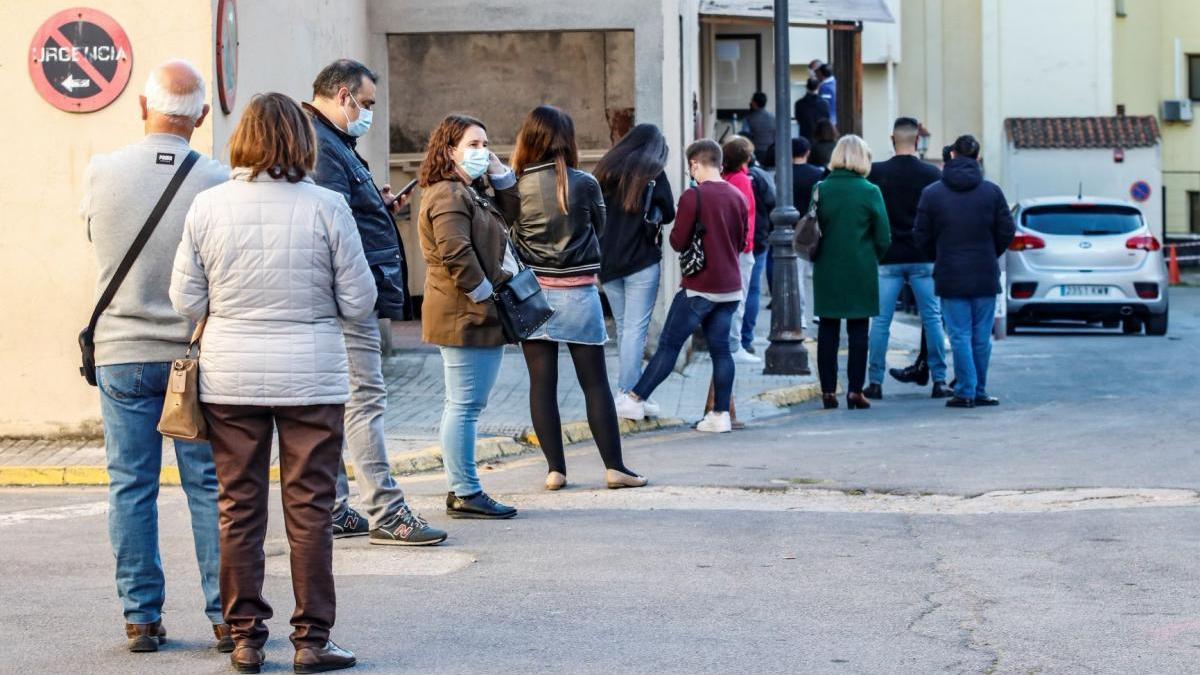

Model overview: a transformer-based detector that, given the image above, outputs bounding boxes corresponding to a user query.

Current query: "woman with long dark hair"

[511,105,646,491]
[593,124,676,413]
[809,119,839,168]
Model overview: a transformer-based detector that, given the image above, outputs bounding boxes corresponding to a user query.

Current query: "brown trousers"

[204,402,344,649]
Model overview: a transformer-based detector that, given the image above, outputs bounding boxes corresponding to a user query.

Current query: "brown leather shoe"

[125,620,166,652]
[294,640,356,673]
[231,644,266,674]
[213,623,234,653]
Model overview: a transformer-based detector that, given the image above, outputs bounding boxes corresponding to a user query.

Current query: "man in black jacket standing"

[793,78,831,144]
[914,135,1015,408]
[305,59,446,545]
[864,118,949,400]
[741,160,777,353]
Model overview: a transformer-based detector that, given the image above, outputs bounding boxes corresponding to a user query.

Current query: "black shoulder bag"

[79,150,200,386]
[679,184,707,277]
[641,179,664,246]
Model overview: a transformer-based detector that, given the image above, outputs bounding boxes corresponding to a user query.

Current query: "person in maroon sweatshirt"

[614,139,747,433]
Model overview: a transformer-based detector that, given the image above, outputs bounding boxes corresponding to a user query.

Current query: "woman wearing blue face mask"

[417,114,521,519]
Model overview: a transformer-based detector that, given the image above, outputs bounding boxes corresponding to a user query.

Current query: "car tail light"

[1009,234,1045,251]
[1126,235,1161,252]
[1011,282,1037,299]
[1134,282,1159,299]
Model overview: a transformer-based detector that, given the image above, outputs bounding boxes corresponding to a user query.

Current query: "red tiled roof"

[1004,116,1160,149]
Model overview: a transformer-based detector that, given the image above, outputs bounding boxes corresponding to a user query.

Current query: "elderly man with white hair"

[80,59,232,655]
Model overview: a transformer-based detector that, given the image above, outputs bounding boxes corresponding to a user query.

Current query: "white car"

[1005,196,1169,335]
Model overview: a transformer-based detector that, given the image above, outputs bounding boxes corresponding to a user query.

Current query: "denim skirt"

[526,285,609,345]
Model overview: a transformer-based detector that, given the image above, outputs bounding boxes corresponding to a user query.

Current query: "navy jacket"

[913,158,1015,298]
[793,93,830,143]
[868,155,942,264]
[748,164,777,255]
[305,104,411,320]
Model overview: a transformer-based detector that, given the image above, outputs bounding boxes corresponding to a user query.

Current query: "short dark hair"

[751,92,768,108]
[312,59,378,99]
[791,137,811,158]
[817,63,833,79]
[893,116,920,132]
[952,134,981,159]
[806,77,820,92]
[686,138,722,168]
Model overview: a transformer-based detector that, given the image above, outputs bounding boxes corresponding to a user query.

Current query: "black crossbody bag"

[79,150,200,386]
[641,179,664,246]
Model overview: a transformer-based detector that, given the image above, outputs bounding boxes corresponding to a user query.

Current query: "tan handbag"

[158,319,208,441]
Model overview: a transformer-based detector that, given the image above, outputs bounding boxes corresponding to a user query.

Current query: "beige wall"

[0,0,214,436]
[1114,0,1200,234]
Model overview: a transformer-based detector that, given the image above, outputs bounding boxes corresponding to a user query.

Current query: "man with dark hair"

[863,117,949,400]
[303,59,446,546]
[914,134,1015,409]
[742,157,777,353]
[816,63,837,125]
[794,78,831,144]
[740,91,776,167]
[786,137,823,329]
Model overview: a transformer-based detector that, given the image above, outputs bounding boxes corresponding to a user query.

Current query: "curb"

[753,382,823,407]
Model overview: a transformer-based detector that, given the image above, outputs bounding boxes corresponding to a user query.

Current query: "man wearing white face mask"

[304,59,448,547]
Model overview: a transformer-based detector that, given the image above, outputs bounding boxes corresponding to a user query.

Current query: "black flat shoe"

[446,491,517,519]
[889,363,929,386]
[931,382,952,399]
[974,395,1000,406]
[945,397,975,409]
[822,393,839,409]
[863,383,883,400]
[846,392,871,409]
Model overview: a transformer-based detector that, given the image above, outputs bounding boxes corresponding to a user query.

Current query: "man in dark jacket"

[914,135,1015,408]
[305,59,445,545]
[740,92,776,168]
[793,78,831,144]
[741,160,777,352]
[864,117,949,400]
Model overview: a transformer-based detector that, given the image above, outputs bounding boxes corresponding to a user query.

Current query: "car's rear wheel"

[1122,318,1143,334]
[1145,308,1168,336]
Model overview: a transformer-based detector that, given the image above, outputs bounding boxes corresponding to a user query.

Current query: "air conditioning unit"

[1162,99,1194,123]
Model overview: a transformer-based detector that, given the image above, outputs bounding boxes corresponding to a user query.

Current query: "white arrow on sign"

[62,75,91,92]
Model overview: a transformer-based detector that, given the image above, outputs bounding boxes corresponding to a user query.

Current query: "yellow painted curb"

[754,382,824,407]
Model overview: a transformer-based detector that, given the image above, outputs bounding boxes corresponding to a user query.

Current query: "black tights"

[817,317,869,395]
[521,340,630,476]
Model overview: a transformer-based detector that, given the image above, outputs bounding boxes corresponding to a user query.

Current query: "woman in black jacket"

[511,105,647,491]
[809,119,839,168]
[593,124,676,411]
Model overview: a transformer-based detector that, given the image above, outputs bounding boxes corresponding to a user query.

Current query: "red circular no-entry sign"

[28,7,133,113]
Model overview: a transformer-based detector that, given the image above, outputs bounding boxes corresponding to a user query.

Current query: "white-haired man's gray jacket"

[170,167,377,406]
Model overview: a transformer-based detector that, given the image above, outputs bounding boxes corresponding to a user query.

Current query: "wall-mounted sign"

[1130,180,1151,203]
[28,7,133,113]
[216,0,238,114]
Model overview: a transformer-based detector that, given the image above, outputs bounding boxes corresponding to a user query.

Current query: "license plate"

[1061,285,1110,297]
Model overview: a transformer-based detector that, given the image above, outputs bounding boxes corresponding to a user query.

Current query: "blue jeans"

[97,362,222,625]
[741,251,768,349]
[438,346,504,496]
[941,296,997,400]
[868,263,948,385]
[604,264,661,391]
[633,290,738,411]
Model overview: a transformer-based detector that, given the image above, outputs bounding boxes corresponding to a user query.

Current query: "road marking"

[0,500,107,527]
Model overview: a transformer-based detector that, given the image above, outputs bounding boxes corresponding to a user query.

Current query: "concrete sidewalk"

[0,310,922,485]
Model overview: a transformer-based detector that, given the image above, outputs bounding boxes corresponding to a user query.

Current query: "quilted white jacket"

[170,168,377,406]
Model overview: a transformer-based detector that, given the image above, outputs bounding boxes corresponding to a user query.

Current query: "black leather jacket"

[305,104,411,320]
[513,163,606,277]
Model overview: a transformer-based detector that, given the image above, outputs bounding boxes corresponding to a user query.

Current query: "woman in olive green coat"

[811,134,891,410]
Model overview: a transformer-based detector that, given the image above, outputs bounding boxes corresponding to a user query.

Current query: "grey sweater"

[81,133,228,366]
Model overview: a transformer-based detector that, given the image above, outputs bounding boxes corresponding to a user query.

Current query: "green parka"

[812,169,891,319]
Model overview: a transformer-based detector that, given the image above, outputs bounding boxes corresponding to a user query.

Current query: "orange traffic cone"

[1168,244,1182,286]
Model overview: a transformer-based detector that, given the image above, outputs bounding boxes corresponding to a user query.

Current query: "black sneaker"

[889,363,930,386]
[945,396,975,409]
[446,491,517,519]
[743,344,757,355]
[974,395,1000,407]
[331,507,368,538]
[863,383,883,400]
[931,382,952,399]
[370,503,447,546]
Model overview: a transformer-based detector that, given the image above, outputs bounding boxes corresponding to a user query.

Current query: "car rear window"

[1021,205,1142,236]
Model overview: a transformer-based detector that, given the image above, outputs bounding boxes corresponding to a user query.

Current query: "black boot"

[889,362,929,386]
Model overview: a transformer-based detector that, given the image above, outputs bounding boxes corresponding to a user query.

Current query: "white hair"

[143,60,206,120]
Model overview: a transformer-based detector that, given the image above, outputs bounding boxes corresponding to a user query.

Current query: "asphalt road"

[1,289,1197,674]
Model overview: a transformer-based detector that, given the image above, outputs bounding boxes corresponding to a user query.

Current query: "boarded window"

[1189,55,1200,101]
[1190,191,1200,234]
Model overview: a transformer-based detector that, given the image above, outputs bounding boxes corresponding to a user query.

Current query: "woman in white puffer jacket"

[169,92,374,673]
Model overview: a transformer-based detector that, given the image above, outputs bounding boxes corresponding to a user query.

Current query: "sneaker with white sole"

[614,392,645,420]
[732,348,762,365]
[696,410,732,433]
[642,397,662,417]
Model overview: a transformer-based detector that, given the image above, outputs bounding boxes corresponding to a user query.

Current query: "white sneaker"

[642,398,662,417]
[614,392,645,420]
[732,348,762,364]
[696,411,732,433]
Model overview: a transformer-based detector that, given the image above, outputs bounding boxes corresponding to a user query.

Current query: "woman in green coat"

[811,134,891,410]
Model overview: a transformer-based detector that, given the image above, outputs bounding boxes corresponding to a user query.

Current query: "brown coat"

[418,179,519,347]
